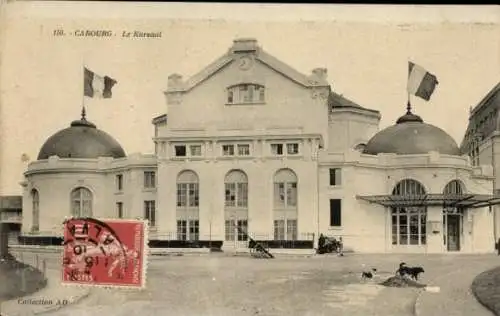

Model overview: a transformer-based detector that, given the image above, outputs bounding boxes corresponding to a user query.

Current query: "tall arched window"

[224,170,249,242]
[176,170,200,241]
[71,187,93,218]
[391,179,427,246]
[31,189,39,232]
[273,169,298,241]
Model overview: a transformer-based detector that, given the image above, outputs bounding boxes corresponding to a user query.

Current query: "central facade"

[20,38,500,253]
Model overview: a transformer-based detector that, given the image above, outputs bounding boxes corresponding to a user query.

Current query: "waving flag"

[84,67,117,98]
[407,62,439,101]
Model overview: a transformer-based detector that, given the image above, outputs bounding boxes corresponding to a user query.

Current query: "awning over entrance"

[356,193,500,209]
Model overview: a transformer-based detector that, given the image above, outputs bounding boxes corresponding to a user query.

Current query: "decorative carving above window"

[227,83,265,105]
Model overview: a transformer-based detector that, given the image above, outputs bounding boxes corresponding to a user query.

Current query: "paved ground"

[5,251,500,316]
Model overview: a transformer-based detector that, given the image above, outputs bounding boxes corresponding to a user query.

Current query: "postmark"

[61,217,148,289]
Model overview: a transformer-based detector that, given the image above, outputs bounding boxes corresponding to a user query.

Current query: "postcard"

[0,3,499,316]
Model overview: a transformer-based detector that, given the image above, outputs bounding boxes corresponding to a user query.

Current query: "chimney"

[167,74,184,91]
[311,68,328,81]
[231,38,259,53]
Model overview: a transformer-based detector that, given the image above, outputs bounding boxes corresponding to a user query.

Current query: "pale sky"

[0,3,499,195]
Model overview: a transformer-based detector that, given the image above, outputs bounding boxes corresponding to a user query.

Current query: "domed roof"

[363,105,460,156]
[37,108,126,160]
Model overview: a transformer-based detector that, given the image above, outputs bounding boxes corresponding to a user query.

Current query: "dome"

[363,107,460,156]
[37,108,126,160]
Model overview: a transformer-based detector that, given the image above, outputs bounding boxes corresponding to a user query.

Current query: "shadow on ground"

[471,266,500,316]
[0,253,47,301]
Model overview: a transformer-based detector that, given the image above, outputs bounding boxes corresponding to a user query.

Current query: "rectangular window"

[143,171,156,189]
[286,219,298,240]
[286,183,297,207]
[271,144,283,155]
[274,220,285,240]
[189,220,199,241]
[177,183,199,207]
[225,220,236,241]
[237,183,248,207]
[286,143,299,155]
[258,86,265,102]
[329,199,342,227]
[174,145,186,157]
[225,183,236,207]
[177,220,187,240]
[144,200,156,227]
[116,202,123,218]
[188,183,199,207]
[222,144,235,156]
[237,220,248,241]
[237,144,250,156]
[227,90,234,103]
[116,174,123,191]
[329,168,342,186]
[190,145,202,156]
[274,183,286,208]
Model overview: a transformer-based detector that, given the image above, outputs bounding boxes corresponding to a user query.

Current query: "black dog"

[397,262,425,281]
[361,268,377,280]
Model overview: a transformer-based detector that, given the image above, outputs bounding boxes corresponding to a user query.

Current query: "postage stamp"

[61,217,148,289]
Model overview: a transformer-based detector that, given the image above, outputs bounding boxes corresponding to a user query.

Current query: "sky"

[0,3,499,195]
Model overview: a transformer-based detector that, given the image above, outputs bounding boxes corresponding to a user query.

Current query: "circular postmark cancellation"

[61,217,147,289]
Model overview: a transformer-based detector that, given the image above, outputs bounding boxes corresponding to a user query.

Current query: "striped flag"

[407,62,439,101]
[84,67,117,98]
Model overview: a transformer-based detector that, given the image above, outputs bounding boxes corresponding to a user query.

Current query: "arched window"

[273,169,298,241]
[176,170,200,241]
[224,170,248,207]
[391,179,427,246]
[71,187,93,218]
[443,180,465,195]
[227,83,265,104]
[224,170,249,242]
[31,189,39,232]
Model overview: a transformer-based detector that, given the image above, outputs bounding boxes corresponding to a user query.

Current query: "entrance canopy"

[357,193,500,209]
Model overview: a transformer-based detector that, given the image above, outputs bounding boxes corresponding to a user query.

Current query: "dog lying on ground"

[396,262,425,281]
[361,268,377,280]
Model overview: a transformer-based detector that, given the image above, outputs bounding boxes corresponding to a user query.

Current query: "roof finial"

[406,100,412,114]
[81,106,87,121]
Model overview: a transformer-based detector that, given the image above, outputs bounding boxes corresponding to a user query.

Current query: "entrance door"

[446,215,461,251]
[224,219,248,249]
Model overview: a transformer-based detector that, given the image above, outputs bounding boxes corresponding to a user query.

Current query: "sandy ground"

[10,252,498,316]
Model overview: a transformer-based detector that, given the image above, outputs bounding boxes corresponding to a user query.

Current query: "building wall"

[165,59,329,140]
[327,109,380,152]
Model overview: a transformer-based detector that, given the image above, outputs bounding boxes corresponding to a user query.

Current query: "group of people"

[317,234,344,256]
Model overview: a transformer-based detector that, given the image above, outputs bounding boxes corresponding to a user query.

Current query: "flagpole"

[82,62,86,120]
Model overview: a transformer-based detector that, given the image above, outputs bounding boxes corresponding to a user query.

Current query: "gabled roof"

[470,81,500,117]
[328,91,380,114]
[166,38,330,93]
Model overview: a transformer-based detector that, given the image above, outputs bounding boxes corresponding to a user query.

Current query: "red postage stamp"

[61,217,148,289]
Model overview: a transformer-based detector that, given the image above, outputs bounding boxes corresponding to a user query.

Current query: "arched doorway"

[443,180,465,251]
[224,170,248,248]
[391,179,427,246]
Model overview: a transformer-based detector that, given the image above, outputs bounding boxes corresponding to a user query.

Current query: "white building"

[19,38,500,253]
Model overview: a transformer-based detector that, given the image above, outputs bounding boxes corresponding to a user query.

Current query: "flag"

[407,62,439,101]
[84,67,117,98]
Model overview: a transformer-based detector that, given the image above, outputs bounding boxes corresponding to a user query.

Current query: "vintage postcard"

[0,2,499,316]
